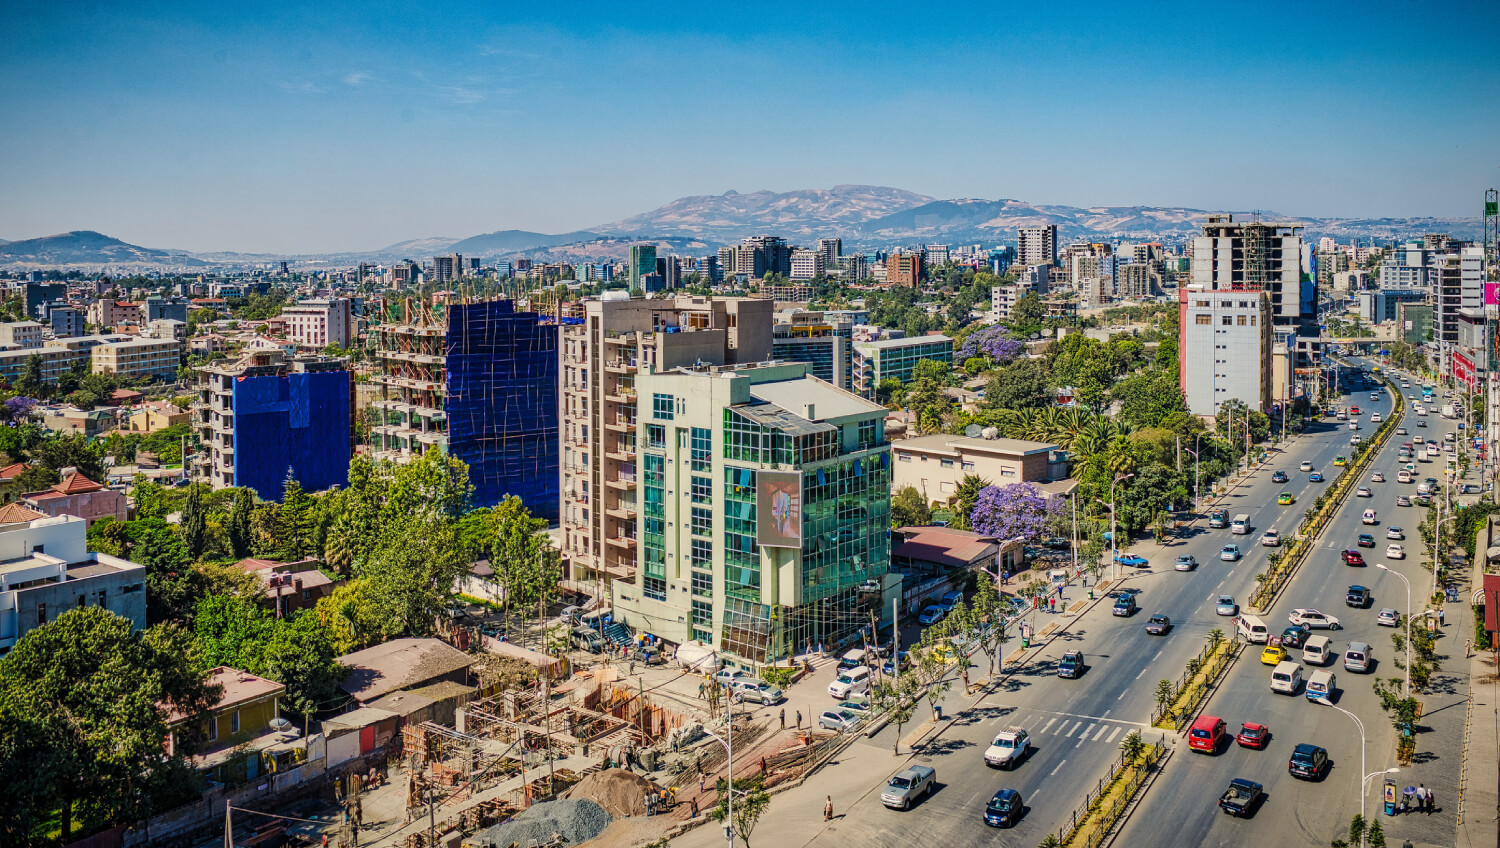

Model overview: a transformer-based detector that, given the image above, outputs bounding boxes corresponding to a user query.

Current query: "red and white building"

[282,297,352,350]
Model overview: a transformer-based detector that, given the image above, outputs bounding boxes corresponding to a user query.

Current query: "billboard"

[756,470,803,548]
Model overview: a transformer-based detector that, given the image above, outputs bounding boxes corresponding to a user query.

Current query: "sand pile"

[562,768,657,818]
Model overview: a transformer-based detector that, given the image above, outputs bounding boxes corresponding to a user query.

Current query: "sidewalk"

[1457,557,1498,848]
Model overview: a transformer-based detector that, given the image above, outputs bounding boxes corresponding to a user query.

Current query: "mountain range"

[0,185,1486,269]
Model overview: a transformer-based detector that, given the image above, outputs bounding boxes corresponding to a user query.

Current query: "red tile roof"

[0,502,44,524]
[51,471,104,495]
[1484,574,1500,634]
[0,462,29,481]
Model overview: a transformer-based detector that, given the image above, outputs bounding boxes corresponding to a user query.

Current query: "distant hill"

[597,185,935,242]
[0,230,202,267]
[448,229,601,257]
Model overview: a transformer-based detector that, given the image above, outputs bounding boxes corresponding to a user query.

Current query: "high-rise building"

[370,298,563,519]
[1357,290,1425,325]
[433,254,462,284]
[1017,225,1059,267]
[1190,215,1307,324]
[816,238,842,268]
[283,297,353,349]
[924,244,950,266]
[1116,263,1155,299]
[772,310,854,390]
[722,236,792,281]
[852,335,954,397]
[195,347,353,498]
[886,252,924,287]
[789,249,825,280]
[1177,286,1273,415]
[611,360,893,664]
[629,245,658,291]
[559,296,774,592]
[840,254,868,281]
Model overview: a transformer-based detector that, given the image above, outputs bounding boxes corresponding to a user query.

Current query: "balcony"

[604,416,636,433]
[605,472,637,491]
[605,389,637,405]
[604,449,634,463]
[604,358,637,374]
[605,503,637,520]
[605,534,638,550]
[601,557,637,580]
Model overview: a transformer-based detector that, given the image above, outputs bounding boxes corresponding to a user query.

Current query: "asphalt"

[1116,363,1475,848]
[673,361,1422,848]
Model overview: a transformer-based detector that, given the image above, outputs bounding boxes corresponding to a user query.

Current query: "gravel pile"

[477,798,612,847]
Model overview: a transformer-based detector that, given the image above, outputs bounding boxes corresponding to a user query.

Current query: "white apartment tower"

[1017,225,1059,267]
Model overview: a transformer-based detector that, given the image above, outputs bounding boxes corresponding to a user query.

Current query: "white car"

[1377,608,1400,627]
[1397,470,1413,483]
[918,605,946,625]
[984,727,1031,769]
[1370,472,1385,483]
[1289,608,1342,630]
[1351,435,1363,446]
[1386,544,1405,559]
[1387,526,1404,539]
[1356,486,1372,497]
[1300,461,1314,472]
[1261,530,1281,547]
[1372,413,1383,423]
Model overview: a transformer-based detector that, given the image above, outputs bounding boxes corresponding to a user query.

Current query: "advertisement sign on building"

[756,470,803,548]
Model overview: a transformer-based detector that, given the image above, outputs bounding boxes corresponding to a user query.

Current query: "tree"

[1011,290,1045,326]
[983,358,1053,411]
[490,496,557,635]
[969,482,1060,542]
[278,475,314,561]
[227,487,254,558]
[891,485,932,528]
[0,608,218,842]
[193,594,347,720]
[947,474,990,531]
[10,463,57,494]
[15,353,43,398]
[181,482,207,560]
[315,579,385,655]
[872,674,921,754]
[33,433,107,482]
[709,776,771,847]
[969,578,1011,677]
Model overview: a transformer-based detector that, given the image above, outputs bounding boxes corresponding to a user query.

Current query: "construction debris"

[472,798,611,848]
[562,768,657,819]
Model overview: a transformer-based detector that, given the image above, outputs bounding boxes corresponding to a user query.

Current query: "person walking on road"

[780,708,786,730]
[824,795,834,821]
[796,710,802,729]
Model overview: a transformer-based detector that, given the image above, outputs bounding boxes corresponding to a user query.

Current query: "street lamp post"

[1313,697,1368,838]
[1375,563,1412,697]
[700,725,736,847]
[1361,768,1400,845]
[1190,432,1205,512]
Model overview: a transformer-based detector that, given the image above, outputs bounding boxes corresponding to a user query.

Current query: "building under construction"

[371,296,573,520]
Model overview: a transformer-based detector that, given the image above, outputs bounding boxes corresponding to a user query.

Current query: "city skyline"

[3,1,1497,254]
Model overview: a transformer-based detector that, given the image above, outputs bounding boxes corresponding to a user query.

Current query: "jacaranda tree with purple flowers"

[969,482,1061,542]
[957,325,1024,363]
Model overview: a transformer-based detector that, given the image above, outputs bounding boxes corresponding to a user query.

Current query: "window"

[691,476,713,504]
[897,454,911,462]
[653,393,675,420]
[230,711,240,734]
[646,424,665,449]
[644,576,667,601]
[1000,467,1017,477]
[690,427,712,471]
[1196,314,1211,325]
[36,603,46,625]
[207,717,218,742]
[1222,316,1233,325]
[692,599,713,625]
[691,571,713,596]
[691,507,713,536]
[1237,315,1247,326]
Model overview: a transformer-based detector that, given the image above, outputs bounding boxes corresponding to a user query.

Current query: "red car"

[1237,722,1270,749]
[1341,550,1366,566]
[1350,406,1361,415]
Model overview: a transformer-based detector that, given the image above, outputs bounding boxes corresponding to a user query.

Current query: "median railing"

[1150,637,1242,730]
[1052,741,1165,848]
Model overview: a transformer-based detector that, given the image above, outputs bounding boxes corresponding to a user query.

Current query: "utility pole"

[892,597,900,683]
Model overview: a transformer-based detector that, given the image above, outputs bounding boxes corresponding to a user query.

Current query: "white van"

[1344,641,1371,673]
[1302,635,1332,666]
[1306,670,1337,701]
[1231,514,1251,535]
[1271,660,1303,695]
[1236,614,1270,644]
[1362,509,1378,525]
[839,648,868,671]
[829,666,871,699]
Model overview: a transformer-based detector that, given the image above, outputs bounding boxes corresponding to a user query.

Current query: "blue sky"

[2,0,1497,254]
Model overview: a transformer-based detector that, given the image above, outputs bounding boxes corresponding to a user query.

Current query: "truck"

[880,764,936,810]
[1219,778,1264,816]
[1443,404,1458,419]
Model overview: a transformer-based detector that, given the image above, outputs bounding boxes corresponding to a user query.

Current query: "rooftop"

[891,526,1005,569]
[748,376,885,422]
[855,334,954,350]
[894,434,1060,456]
[168,666,285,723]
[337,638,474,702]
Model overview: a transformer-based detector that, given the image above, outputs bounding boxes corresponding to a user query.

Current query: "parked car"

[881,765,936,810]
[1288,743,1329,780]
[1377,608,1400,627]
[1174,554,1197,572]
[983,789,1025,828]
[918,605,946,625]
[1145,614,1171,635]
[714,669,751,687]
[1114,552,1149,567]
[1057,650,1085,678]
[1219,778,1265,817]
[1289,609,1342,630]
[818,709,861,732]
[732,680,784,704]
[882,651,910,676]
[984,727,1031,769]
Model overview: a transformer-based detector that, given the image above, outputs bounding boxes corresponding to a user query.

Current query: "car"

[818,709,861,732]
[1371,471,1385,483]
[1309,471,1325,482]
[938,590,964,612]
[918,605,946,625]
[1417,419,1427,427]
[1333,456,1347,466]
[836,698,872,715]
[1300,461,1314,471]
[1271,470,1288,483]
[1216,594,1239,616]
[1386,526,1404,539]
[1114,552,1149,567]
[1377,608,1400,627]
[1346,585,1371,608]
[714,668,752,687]
[1356,486,1372,497]
[1350,406,1361,414]
[1280,624,1311,649]
[1145,614,1172,635]
[1415,494,1433,506]
[1057,650,1085,678]
[1397,470,1413,483]
[1220,545,1242,562]
[1277,492,1295,505]
[1386,543,1405,559]
[1236,722,1271,749]
[983,789,1025,828]
[733,680,785,704]
[984,727,1031,769]
[1289,743,1330,780]
[1219,778,1265,817]
[881,765,936,810]
[1289,609,1342,630]
[1356,534,1375,548]
[1261,644,1288,665]
[1174,553,1197,572]
[1372,413,1383,423]
[1261,530,1281,547]
[882,652,910,676]
[1113,595,1137,616]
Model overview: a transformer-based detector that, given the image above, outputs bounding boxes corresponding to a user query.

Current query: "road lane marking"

[1134,668,1146,680]
[1076,724,1096,745]
[1117,689,1128,700]
[1064,721,1080,737]
[1041,717,1058,734]
[1152,650,1163,662]
[1102,710,1111,718]
[1051,759,1067,776]
[1106,726,1123,744]
[1093,724,1110,741]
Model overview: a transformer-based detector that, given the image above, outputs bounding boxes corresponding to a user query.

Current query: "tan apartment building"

[559,294,773,594]
[891,434,1074,503]
[91,336,181,382]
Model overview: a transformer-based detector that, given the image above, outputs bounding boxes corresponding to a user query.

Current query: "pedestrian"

[796,710,802,729]
[1467,639,1474,657]
[780,708,786,730]
[760,756,767,775]
[806,638,812,657]
[699,773,705,792]
[1439,607,1446,627]
[690,797,698,819]
[962,668,970,693]
[1049,596,1056,613]
[824,795,834,821]
[698,681,705,699]
[1082,575,1087,588]
[1429,788,1437,813]
[1417,784,1426,812]
[818,641,825,657]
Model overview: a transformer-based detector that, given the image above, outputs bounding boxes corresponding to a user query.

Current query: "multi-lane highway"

[1117,363,1467,847]
[780,363,1405,847]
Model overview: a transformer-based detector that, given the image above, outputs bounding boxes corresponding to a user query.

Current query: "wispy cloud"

[279,80,326,95]
[437,85,485,105]
[343,71,371,86]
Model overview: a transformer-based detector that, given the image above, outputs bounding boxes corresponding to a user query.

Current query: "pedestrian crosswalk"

[998,709,1142,748]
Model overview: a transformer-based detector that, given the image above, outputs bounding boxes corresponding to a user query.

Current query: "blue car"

[1114,552,1149,567]
[1309,472,1324,482]
[984,789,1025,827]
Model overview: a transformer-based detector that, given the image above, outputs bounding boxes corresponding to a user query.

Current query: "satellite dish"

[965,424,983,438]
[1030,333,1041,339]
[269,717,294,731]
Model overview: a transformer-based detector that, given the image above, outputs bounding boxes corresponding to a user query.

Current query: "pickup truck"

[880,764,936,809]
[1219,778,1264,816]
